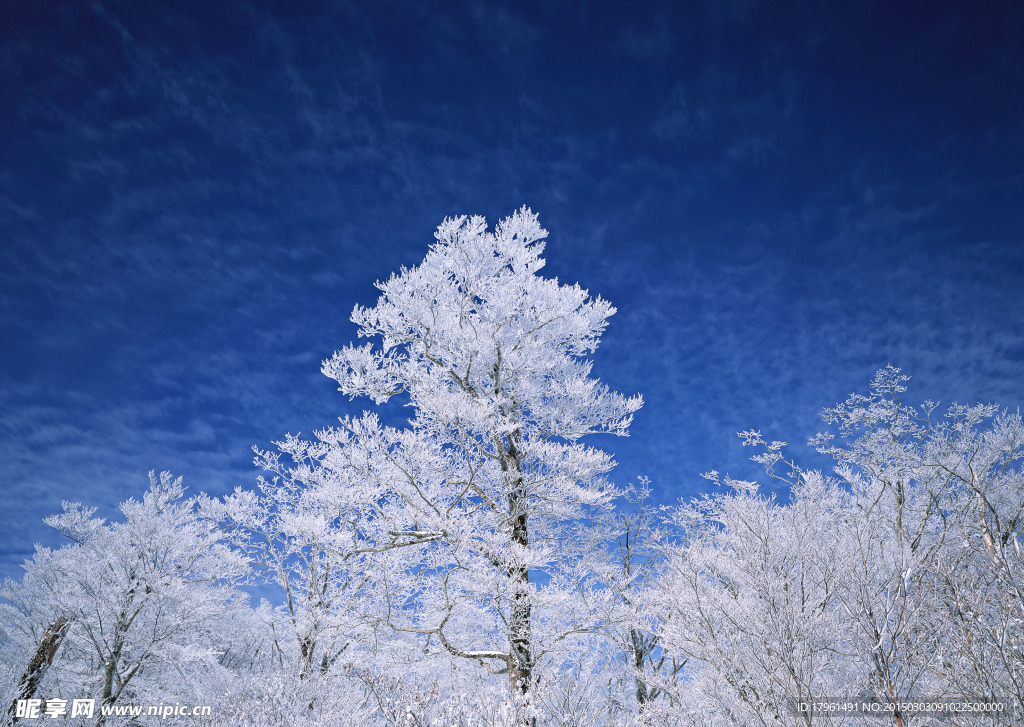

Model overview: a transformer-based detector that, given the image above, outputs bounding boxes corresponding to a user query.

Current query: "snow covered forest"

[3,209,1022,726]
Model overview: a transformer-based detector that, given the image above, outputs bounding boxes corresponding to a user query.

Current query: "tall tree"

[315,207,642,704]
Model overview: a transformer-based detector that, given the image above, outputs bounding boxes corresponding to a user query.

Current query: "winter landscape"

[2,2,1023,726]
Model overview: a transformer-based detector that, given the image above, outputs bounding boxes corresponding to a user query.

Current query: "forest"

[3,209,1022,726]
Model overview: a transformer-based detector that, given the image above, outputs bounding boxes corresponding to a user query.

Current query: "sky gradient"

[2,0,1023,583]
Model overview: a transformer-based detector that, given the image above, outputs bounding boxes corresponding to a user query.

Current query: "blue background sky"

[2,0,1022,582]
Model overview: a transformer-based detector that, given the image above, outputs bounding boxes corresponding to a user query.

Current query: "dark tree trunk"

[508,486,532,697]
[503,428,534,726]
[8,616,68,724]
[629,626,650,708]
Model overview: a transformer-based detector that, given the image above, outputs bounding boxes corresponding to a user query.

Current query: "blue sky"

[2,0,1022,583]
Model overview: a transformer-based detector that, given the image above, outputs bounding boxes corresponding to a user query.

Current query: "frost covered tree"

[215,450,380,684]
[300,207,642,708]
[0,472,247,724]
[652,367,1024,727]
[810,367,1024,722]
[652,468,853,726]
[594,481,681,716]
[201,438,401,723]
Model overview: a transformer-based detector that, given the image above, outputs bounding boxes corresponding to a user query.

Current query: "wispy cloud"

[651,63,801,168]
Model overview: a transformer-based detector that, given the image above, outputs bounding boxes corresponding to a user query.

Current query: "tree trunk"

[508,487,532,697]
[8,616,68,725]
[504,429,534,723]
[629,626,650,709]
